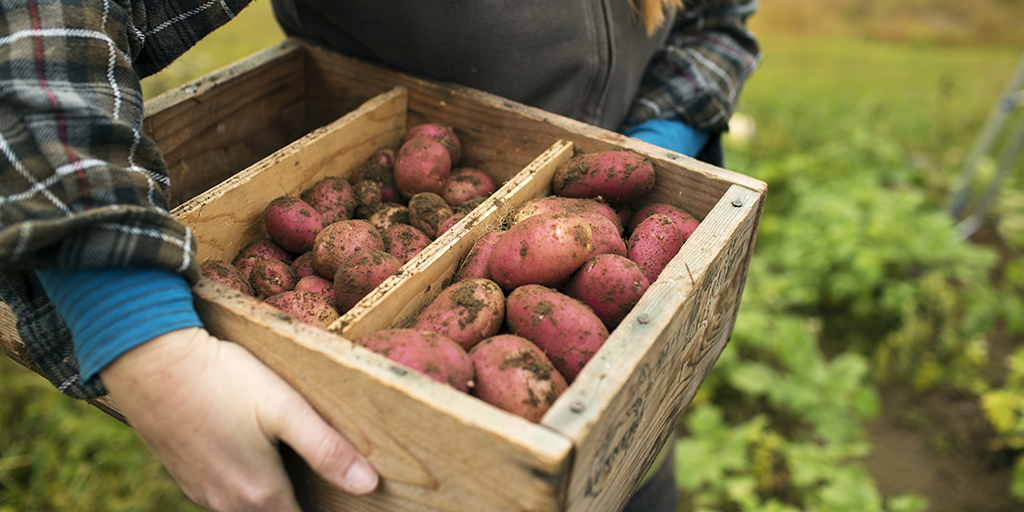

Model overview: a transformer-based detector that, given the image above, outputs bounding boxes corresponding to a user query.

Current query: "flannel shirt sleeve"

[0,0,249,398]
[620,0,762,133]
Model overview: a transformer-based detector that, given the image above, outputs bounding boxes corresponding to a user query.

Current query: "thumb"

[270,395,379,496]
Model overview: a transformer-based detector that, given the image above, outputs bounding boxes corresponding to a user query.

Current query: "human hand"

[100,327,378,511]
[624,119,711,157]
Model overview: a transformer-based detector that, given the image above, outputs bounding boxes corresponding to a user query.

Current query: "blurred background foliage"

[3,0,1024,510]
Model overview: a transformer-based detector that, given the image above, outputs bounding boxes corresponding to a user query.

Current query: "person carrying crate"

[0,0,759,510]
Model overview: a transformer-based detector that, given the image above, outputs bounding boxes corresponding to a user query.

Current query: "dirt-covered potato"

[263,195,323,254]
[407,192,454,239]
[626,213,688,282]
[333,249,402,313]
[563,254,650,329]
[442,167,496,207]
[249,258,299,300]
[300,176,357,224]
[457,231,503,282]
[311,219,387,279]
[505,284,609,383]
[200,259,253,296]
[264,290,339,329]
[411,278,505,351]
[384,224,432,264]
[394,137,451,198]
[488,212,593,290]
[552,150,656,204]
[358,329,474,392]
[368,203,410,233]
[469,334,568,422]
[404,123,461,165]
[628,202,699,241]
[233,238,291,281]
[511,196,622,235]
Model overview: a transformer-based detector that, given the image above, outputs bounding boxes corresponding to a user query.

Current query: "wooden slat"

[192,279,574,512]
[543,185,765,512]
[172,86,408,264]
[332,139,576,340]
[297,40,765,219]
[143,43,309,208]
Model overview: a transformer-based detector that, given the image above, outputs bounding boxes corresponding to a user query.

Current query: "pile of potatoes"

[200,124,702,423]
[199,122,497,329]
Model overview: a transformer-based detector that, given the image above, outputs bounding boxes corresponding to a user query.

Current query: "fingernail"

[343,458,378,495]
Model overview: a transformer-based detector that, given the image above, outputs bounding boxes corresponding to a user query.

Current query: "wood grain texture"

[143,43,309,208]
[171,86,407,264]
[543,185,764,512]
[192,279,574,512]
[332,139,576,340]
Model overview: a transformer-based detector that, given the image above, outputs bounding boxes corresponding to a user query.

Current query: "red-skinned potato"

[580,212,627,258]
[311,219,387,279]
[469,334,568,422]
[436,212,466,237]
[233,238,292,280]
[294,275,334,302]
[505,284,610,383]
[263,195,323,254]
[407,192,453,239]
[563,254,650,329]
[404,123,461,165]
[368,203,410,233]
[249,258,299,300]
[628,203,700,241]
[511,196,623,235]
[394,136,452,198]
[264,290,339,329]
[201,259,252,296]
[290,251,317,279]
[384,224,432,264]
[300,176,356,224]
[488,212,594,290]
[358,329,474,392]
[457,231,503,282]
[333,249,402,313]
[627,213,687,282]
[411,278,505,351]
[552,151,656,204]
[352,180,383,219]
[442,167,496,207]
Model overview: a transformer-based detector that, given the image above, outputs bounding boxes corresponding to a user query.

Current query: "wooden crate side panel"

[333,139,575,341]
[171,87,407,264]
[542,185,763,512]
[192,280,574,512]
[143,43,309,208]
[296,41,765,219]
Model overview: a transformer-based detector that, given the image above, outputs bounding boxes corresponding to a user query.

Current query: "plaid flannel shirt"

[0,0,250,398]
[0,0,758,400]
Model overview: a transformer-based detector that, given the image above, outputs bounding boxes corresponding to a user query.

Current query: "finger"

[269,394,379,496]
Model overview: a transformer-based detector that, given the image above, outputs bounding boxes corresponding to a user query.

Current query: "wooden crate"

[1,39,766,512]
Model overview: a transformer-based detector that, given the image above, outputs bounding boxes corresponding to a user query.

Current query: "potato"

[351,161,400,204]
[442,167,496,207]
[393,136,452,198]
[511,196,622,235]
[407,192,454,239]
[311,219,386,279]
[488,212,593,290]
[469,334,568,422]
[505,284,610,382]
[552,150,655,204]
[457,231,503,282]
[563,254,650,329]
[290,251,317,279]
[436,212,465,237]
[367,203,410,233]
[384,224,432,264]
[200,259,253,296]
[404,123,461,165]
[333,249,402,313]
[264,290,339,329]
[249,258,299,300]
[626,213,687,282]
[358,328,474,392]
[294,275,334,303]
[411,278,505,351]
[628,203,699,241]
[233,238,291,280]
[300,176,356,224]
[263,195,324,254]
[352,180,383,219]
[367,147,397,169]
[580,212,627,258]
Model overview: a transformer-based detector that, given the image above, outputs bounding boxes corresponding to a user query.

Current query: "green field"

[3,1,1024,511]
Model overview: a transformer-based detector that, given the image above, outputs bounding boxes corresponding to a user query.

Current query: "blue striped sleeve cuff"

[35,267,203,383]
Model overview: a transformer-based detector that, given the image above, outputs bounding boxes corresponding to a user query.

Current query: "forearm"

[621,0,762,133]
